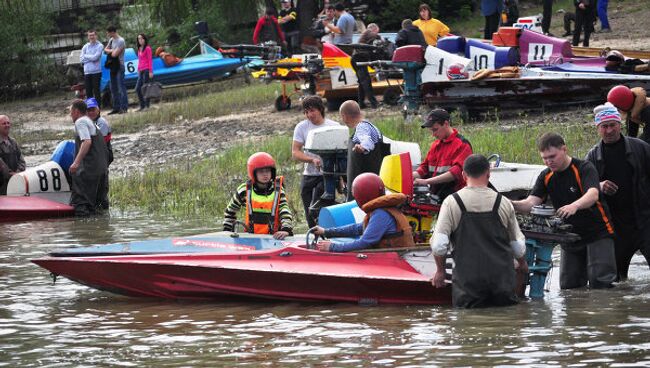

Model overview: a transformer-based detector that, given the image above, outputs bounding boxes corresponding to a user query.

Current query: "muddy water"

[1,214,650,366]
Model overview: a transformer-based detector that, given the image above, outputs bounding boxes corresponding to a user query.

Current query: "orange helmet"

[247,152,276,183]
[607,85,635,111]
[352,173,385,207]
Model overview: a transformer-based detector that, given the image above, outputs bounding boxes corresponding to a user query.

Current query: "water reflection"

[1,213,650,366]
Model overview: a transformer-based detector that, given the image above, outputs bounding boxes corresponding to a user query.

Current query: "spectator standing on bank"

[278,0,300,55]
[573,0,595,47]
[542,0,554,35]
[413,3,450,46]
[135,33,153,111]
[80,30,103,102]
[324,3,355,45]
[597,0,611,33]
[104,25,128,114]
[253,8,286,46]
[481,0,503,40]
[395,19,427,48]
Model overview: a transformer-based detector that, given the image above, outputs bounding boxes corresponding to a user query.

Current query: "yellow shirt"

[413,18,450,46]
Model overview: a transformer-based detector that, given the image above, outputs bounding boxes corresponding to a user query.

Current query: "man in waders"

[222,152,293,239]
[313,173,415,252]
[414,109,473,201]
[69,99,109,216]
[0,115,26,195]
[585,103,650,281]
[513,132,617,289]
[431,154,528,308]
[339,100,389,202]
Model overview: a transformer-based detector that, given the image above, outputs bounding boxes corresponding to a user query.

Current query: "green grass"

[110,112,600,230]
[109,82,280,134]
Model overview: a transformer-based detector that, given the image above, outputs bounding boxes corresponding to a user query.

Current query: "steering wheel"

[487,153,502,168]
[305,227,320,250]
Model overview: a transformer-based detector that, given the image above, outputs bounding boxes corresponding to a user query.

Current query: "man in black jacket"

[395,19,427,48]
[586,102,650,280]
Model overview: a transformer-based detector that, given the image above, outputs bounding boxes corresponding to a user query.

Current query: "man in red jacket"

[414,109,473,200]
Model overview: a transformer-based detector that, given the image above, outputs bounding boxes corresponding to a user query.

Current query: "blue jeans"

[135,70,151,109]
[110,65,129,111]
[597,0,610,30]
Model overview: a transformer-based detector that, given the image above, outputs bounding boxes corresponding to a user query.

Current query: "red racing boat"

[0,195,74,222]
[32,246,451,305]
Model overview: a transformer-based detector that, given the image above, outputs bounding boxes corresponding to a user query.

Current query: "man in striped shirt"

[339,100,387,201]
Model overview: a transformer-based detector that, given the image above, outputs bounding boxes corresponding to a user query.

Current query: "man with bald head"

[0,115,26,195]
[339,100,388,201]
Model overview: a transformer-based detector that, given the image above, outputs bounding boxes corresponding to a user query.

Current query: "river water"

[1,214,650,367]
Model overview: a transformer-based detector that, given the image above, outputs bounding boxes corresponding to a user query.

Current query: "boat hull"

[0,196,74,222]
[32,247,451,305]
[421,76,650,110]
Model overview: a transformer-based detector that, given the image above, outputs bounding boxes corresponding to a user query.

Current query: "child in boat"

[223,152,293,239]
[313,173,415,252]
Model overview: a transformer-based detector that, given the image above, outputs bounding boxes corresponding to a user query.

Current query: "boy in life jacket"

[223,152,294,239]
[313,173,415,252]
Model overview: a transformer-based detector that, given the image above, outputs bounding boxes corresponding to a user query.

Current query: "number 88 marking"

[36,168,62,192]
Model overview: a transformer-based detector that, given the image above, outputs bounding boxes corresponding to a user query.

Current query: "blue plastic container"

[465,39,518,69]
[437,36,466,55]
[49,140,75,172]
[318,201,364,228]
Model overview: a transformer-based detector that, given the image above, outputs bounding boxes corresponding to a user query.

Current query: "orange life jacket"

[361,193,416,249]
[244,176,283,234]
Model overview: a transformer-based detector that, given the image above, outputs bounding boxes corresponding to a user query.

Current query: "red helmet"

[352,173,385,207]
[607,85,634,111]
[247,152,276,183]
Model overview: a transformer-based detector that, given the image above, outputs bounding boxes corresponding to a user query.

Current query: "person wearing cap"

[278,0,300,55]
[585,103,650,281]
[512,132,617,290]
[323,3,355,45]
[431,154,528,308]
[607,85,650,144]
[69,99,109,216]
[313,173,414,252]
[414,109,473,201]
[0,115,26,195]
[86,97,113,210]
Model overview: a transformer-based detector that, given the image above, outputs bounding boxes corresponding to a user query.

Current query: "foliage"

[0,1,61,101]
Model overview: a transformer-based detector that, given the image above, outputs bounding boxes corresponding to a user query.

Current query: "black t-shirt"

[279,7,298,33]
[531,157,614,242]
[602,138,635,223]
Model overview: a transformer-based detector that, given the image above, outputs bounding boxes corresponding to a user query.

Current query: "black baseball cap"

[421,108,450,128]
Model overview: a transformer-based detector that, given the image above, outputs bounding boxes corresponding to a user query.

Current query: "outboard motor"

[519,205,580,298]
[391,45,426,116]
[304,126,348,223]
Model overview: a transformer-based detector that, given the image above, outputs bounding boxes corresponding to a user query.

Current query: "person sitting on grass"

[313,173,415,252]
[223,152,293,239]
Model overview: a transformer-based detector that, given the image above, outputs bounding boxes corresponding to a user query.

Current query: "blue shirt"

[334,12,355,44]
[80,41,104,75]
[328,208,397,252]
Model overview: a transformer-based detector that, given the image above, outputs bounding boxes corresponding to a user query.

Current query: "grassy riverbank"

[110,110,600,229]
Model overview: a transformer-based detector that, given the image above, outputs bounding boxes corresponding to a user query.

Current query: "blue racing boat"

[99,40,249,95]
